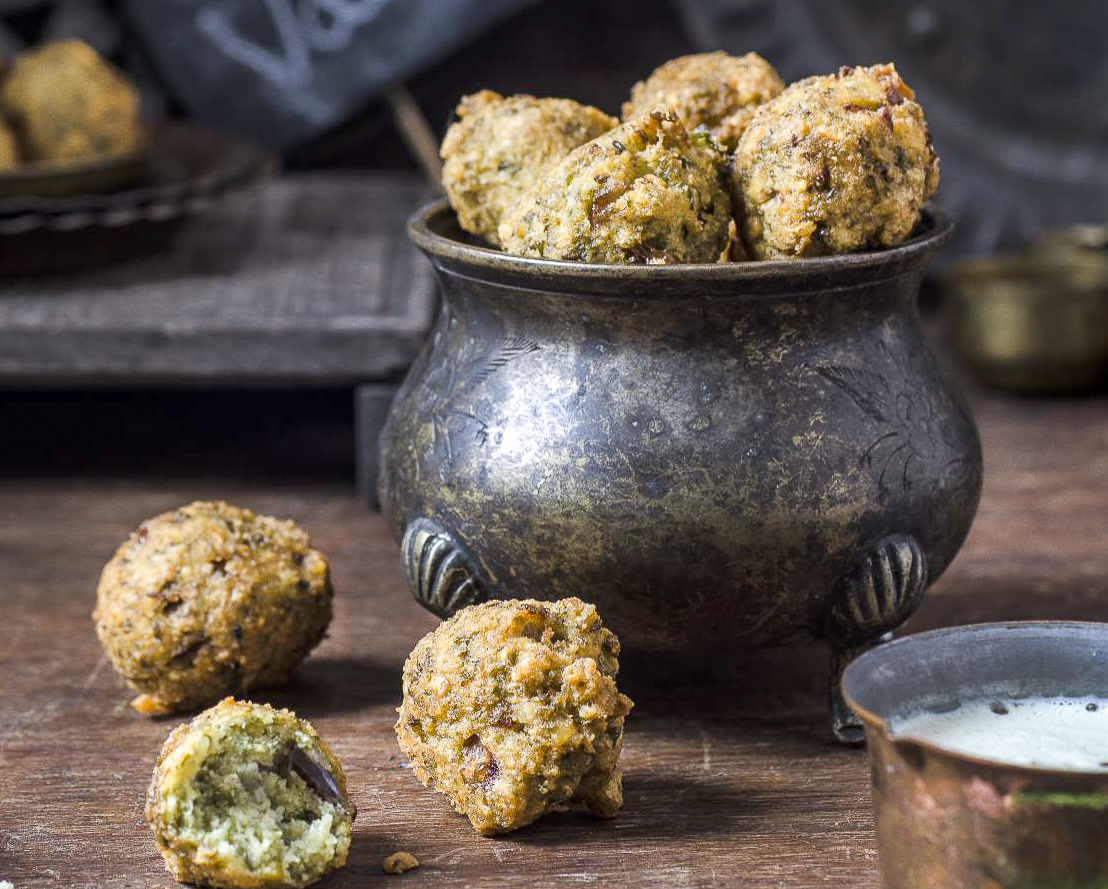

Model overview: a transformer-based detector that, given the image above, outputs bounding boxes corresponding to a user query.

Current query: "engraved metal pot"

[379,200,981,742]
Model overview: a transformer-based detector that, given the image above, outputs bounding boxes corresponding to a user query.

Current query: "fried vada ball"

[0,39,144,162]
[93,501,333,715]
[498,108,731,264]
[395,598,634,835]
[732,62,939,259]
[622,51,784,150]
[146,698,355,889]
[440,90,617,246]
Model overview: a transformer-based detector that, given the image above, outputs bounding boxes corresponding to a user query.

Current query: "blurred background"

[1,0,1106,497]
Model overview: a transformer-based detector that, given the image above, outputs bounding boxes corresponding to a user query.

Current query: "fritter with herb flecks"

[396,598,633,834]
[94,501,333,715]
[0,39,144,162]
[498,108,731,264]
[441,90,616,246]
[622,51,784,150]
[732,62,939,259]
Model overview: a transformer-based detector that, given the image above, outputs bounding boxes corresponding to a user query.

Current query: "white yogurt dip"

[892,695,1108,770]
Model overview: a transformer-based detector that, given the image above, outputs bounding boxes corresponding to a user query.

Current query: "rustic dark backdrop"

[1,0,1105,483]
[4,0,1105,258]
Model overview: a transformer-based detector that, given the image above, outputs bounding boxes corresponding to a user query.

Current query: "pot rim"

[842,620,1108,777]
[408,198,954,297]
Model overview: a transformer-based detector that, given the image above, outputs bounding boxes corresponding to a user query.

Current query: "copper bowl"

[843,622,1108,888]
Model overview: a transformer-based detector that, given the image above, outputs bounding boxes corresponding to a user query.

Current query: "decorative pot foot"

[400,518,489,619]
[825,534,927,744]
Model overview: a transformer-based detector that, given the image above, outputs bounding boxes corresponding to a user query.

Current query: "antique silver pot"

[379,200,981,742]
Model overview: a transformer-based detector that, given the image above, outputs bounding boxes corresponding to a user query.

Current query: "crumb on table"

[130,693,165,715]
[382,852,419,874]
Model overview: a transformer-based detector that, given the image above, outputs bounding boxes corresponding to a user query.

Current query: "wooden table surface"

[2,390,1107,888]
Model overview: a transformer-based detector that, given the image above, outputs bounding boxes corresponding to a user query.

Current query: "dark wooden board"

[0,173,436,388]
[2,390,1107,888]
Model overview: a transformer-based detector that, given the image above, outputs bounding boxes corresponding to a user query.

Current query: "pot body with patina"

[379,201,981,739]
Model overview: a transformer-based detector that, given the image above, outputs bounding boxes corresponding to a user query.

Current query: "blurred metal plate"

[0,145,150,199]
[0,121,272,273]
[0,121,271,236]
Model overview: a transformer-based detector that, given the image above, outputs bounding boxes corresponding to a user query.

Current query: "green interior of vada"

[161,722,349,886]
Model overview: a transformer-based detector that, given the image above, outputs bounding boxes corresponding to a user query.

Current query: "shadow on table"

[617,577,1108,750]
[912,581,1108,630]
[619,642,835,734]
[255,655,400,716]
[507,771,771,847]
[323,826,394,885]
[0,390,355,484]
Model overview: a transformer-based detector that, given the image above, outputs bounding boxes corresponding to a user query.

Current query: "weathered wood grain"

[0,173,436,388]
[1,391,1106,888]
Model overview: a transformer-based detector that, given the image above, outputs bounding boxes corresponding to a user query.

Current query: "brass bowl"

[946,250,1108,393]
[844,622,1108,889]
[1034,223,1108,256]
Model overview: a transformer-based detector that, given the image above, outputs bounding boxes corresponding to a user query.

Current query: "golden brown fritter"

[0,39,144,163]
[94,501,333,715]
[732,63,939,259]
[498,108,731,264]
[440,90,616,245]
[395,598,633,835]
[146,698,355,889]
[622,51,784,150]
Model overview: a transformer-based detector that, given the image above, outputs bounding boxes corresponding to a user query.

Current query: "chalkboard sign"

[121,0,534,149]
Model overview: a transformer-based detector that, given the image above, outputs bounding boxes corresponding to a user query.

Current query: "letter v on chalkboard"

[120,0,537,150]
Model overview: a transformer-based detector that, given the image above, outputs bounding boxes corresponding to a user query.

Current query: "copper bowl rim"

[843,620,1108,777]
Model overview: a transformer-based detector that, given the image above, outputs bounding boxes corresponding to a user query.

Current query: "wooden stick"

[385,83,444,193]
